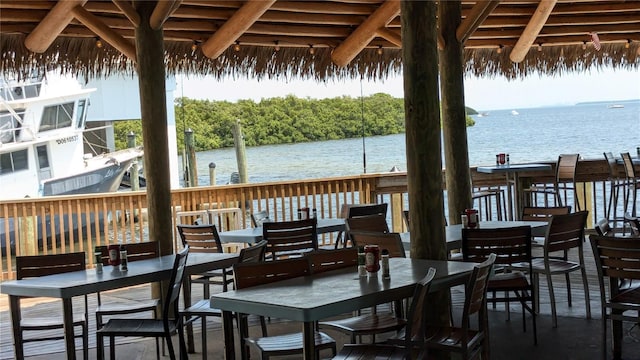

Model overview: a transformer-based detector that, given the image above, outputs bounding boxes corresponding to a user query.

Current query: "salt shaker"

[357,246,367,277]
[381,249,390,279]
[312,208,318,219]
[94,249,103,274]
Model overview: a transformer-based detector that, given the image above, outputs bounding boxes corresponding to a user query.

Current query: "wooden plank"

[510,0,558,62]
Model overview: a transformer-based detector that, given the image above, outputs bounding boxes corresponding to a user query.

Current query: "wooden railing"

[0,158,630,279]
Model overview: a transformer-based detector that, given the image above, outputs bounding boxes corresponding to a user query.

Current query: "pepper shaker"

[381,249,390,279]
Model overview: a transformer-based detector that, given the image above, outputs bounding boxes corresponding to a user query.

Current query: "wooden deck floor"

[0,238,631,359]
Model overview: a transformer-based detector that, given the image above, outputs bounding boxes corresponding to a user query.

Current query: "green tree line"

[114,93,476,151]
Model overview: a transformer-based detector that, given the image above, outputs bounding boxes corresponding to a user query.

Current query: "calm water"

[185,101,640,185]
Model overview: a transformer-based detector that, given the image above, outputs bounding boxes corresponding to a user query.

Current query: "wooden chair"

[15,252,89,360]
[233,258,337,360]
[263,218,318,260]
[521,205,571,246]
[97,247,189,360]
[95,242,161,357]
[595,218,630,237]
[625,212,640,236]
[424,254,496,360]
[333,268,437,360]
[181,240,267,360]
[462,226,537,344]
[589,235,640,360]
[177,224,232,295]
[621,152,639,217]
[306,247,358,274]
[335,203,389,248]
[319,232,406,343]
[604,152,626,224]
[525,154,582,211]
[251,210,271,227]
[512,211,591,327]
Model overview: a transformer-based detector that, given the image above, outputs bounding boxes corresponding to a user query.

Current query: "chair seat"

[182,299,223,317]
[527,258,580,274]
[96,299,159,315]
[488,272,531,291]
[245,330,336,356]
[319,313,407,335]
[610,286,640,306]
[425,326,484,352]
[21,314,86,330]
[334,344,409,359]
[97,318,178,337]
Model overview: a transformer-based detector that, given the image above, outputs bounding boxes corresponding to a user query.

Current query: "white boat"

[0,74,142,200]
[607,104,624,109]
[0,74,143,252]
[511,110,519,115]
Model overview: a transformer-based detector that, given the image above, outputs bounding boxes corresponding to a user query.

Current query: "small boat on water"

[607,104,624,109]
[511,110,519,115]
[0,74,143,251]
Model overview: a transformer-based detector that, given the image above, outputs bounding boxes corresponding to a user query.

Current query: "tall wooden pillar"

[401,0,449,335]
[439,1,472,223]
[134,2,173,257]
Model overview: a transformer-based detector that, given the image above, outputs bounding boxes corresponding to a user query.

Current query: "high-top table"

[218,218,346,244]
[477,163,553,220]
[211,257,477,360]
[0,252,238,360]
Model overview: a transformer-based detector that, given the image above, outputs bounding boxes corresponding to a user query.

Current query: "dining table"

[210,257,477,360]
[0,252,238,360]
[218,217,346,244]
[476,163,553,220]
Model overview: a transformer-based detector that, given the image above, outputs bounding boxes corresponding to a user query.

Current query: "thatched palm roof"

[1,0,639,80]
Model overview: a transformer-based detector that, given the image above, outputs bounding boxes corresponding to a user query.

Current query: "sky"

[178,66,640,111]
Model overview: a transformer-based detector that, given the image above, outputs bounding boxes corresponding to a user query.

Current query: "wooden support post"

[232,119,248,184]
[184,128,198,187]
[127,132,140,192]
[440,1,472,224]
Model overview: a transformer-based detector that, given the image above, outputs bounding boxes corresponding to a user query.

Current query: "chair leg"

[601,308,607,360]
[546,271,558,328]
[581,266,591,319]
[96,333,104,360]
[82,322,88,360]
[201,316,208,360]
[166,333,176,360]
[109,336,116,360]
[565,273,572,307]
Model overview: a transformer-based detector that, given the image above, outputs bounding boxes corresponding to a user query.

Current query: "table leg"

[612,312,622,360]
[504,173,514,221]
[62,298,76,360]
[513,173,521,220]
[302,321,316,360]
[222,310,236,360]
[9,296,23,360]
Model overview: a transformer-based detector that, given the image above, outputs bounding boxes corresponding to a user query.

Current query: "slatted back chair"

[334,268,437,360]
[462,226,537,344]
[15,252,89,360]
[233,257,337,359]
[347,214,390,234]
[306,248,358,274]
[621,152,639,217]
[425,254,496,360]
[525,154,580,210]
[521,206,571,246]
[604,152,626,223]
[251,210,271,227]
[350,231,406,258]
[97,247,189,360]
[177,224,232,295]
[625,212,640,236]
[335,203,389,248]
[94,241,162,356]
[263,218,319,260]
[589,235,640,359]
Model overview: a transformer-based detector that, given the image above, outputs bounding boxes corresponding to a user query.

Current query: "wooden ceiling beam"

[150,0,181,29]
[510,0,557,62]
[112,0,140,27]
[457,0,501,44]
[24,0,87,53]
[377,27,401,47]
[332,0,400,67]
[201,0,276,59]
[72,6,137,60]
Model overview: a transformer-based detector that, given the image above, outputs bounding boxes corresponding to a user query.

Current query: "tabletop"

[476,163,552,174]
[210,257,476,322]
[0,252,238,299]
[218,218,346,244]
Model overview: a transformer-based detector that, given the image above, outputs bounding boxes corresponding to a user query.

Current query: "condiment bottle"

[108,244,121,266]
[312,208,318,219]
[357,246,367,277]
[364,245,380,273]
[381,249,390,279]
[94,247,103,274]
[120,244,128,271]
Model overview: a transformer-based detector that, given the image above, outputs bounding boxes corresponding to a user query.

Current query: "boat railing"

[0,157,628,279]
[0,78,43,102]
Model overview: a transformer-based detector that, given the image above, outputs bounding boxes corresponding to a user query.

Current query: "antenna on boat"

[360,77,367,174]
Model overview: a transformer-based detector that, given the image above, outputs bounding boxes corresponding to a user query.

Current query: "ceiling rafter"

[511,0,557,62]
[331,0,400,67]
[150,0,181,30]
[201,0,276,59]
[457,1,501,44]
[112,0,140,27]
[24,0,87,53]
[72,5,136,60]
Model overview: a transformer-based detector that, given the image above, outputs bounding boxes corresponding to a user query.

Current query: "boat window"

[36,145,49,168]
[0,149,28,175]
[39,102,74,132]
[76,99,87,129]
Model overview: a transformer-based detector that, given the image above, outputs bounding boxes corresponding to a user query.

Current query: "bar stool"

[603,152,626,225]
